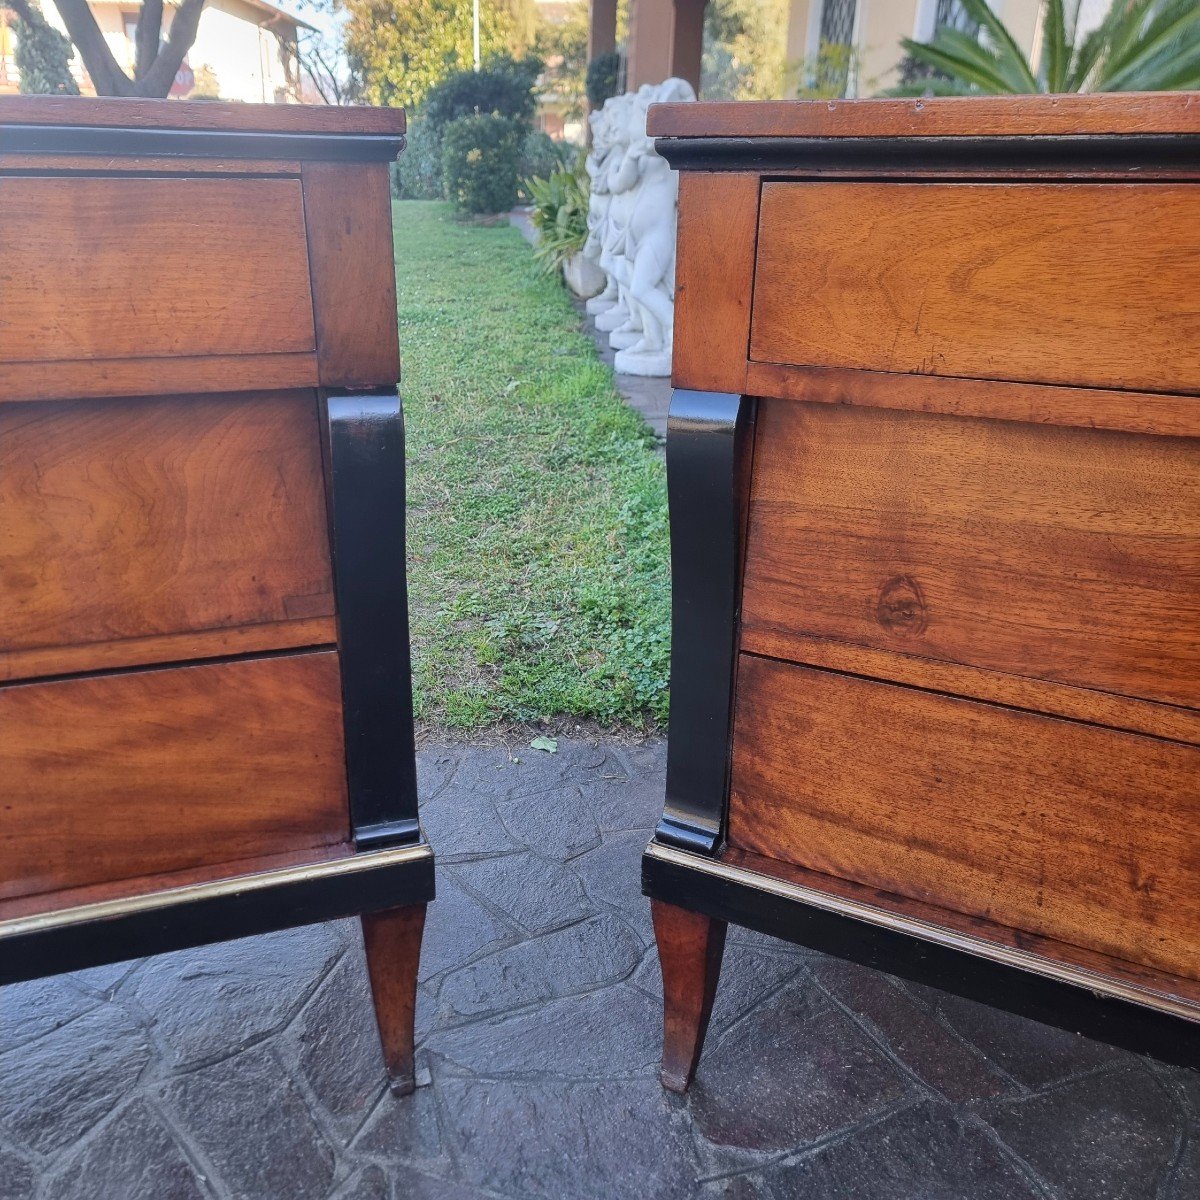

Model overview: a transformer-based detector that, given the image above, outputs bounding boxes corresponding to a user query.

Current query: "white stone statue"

[583,108,619,318]
[583,78,696,377]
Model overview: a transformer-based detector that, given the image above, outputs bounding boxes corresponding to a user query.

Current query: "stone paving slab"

[577,301,671,440]
[2,738,1197,1199]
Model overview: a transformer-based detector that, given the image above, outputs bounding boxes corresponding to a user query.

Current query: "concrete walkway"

[576,300,671,440]
[3,738,1197,1199]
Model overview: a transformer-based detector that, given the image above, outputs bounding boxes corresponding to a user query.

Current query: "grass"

[395,202,670,736]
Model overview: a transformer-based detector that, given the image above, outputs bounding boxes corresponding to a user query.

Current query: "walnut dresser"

[0,98,432,1096]
[641,92,1200,1092]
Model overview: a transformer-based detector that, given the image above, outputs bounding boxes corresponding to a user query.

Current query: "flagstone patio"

[2,738,1197,1199]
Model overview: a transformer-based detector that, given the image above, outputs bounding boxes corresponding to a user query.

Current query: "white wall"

[189,0,296,103]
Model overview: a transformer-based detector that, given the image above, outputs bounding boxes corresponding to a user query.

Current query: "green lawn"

[395,202,670,736]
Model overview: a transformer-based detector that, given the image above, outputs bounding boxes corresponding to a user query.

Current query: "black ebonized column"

[325,390,421,850]
[656,389,755,855]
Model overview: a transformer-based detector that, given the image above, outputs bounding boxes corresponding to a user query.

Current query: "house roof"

[88,0,317,33]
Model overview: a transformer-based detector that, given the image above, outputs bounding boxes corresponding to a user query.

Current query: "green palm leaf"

[899,35,1020,94]
[1039,0,1070,92]
[958,0,1039,90]
[1066,20,1111,90]
[1098,1,1200,90]
[894,0,1199,97]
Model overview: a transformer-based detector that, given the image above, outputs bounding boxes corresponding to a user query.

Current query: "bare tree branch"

[301,36,357,104]
[136,0,205,96]
[51,0,135,94]
[135,0,163,82]
[49,0,206,96]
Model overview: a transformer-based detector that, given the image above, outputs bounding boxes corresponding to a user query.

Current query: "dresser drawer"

[749,182,1200,394]
[0,176,316,366]
[0,652,350,900]
[0,392,335,680]
[728,655,1200,981]
[741,399,1200,710]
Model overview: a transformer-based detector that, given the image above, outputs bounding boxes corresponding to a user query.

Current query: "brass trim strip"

[644,842,1200,1023]
[0,842,433,940]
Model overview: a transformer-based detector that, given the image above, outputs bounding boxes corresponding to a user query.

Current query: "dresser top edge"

[648,92,1200,141]
[0,96,406,137]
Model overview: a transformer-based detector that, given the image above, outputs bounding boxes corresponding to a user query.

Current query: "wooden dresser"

[0,98,432,1096]
[641,93,1200,1091]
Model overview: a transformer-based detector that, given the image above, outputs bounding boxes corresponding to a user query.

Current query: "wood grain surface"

[651,899,727,1093]
[743,362,1200,440]
[0,842,355,922]
[0,392,334,669]
[671,172,759,393]
[0,176,315,365]
[362,905,428,1095]
[740,629,1200,748]
[0,96,406,135]
[0,652,350,900]
[728,656,1200,981]
[0,354,318,406]
[302,161,401,388]
[742,400,1200,709]
[750,182,1200,394]
[0,155,302,174]
[0,617,338,684]
[720,846,1200,1012]
[648,91,1200,139]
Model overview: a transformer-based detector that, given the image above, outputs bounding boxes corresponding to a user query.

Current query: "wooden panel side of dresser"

[0,391,336,680]
[302,161,402,389]
[671,172,759,394]
[0,176,316,368]
[740,399,1200,711]
[728,654,1200,984]
[0,652,351,901]
[750,182,1200,394]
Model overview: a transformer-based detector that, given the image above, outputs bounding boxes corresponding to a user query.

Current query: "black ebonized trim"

[0,849,435,986]
[642,848,1200,1071]
[0,124,406,162]
[658,391,754,855]
[654,133,1200,175]
[325,391,421,850]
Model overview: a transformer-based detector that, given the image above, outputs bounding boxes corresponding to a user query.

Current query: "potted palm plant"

[893,0,1199,94]
[526,167,606,299]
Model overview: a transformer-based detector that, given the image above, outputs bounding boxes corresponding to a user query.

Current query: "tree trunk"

[137,0,205,97]
[52,0,207,97]
[52,0,135,95]
[134,0,164,82]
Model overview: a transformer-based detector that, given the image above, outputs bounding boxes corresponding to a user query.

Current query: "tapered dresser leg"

[361,903,427,1096]
[652,898,727,1093]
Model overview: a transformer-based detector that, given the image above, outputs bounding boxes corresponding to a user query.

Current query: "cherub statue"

[613,79,695,376]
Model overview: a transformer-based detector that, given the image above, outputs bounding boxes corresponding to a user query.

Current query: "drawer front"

[0,652,350,900]
[750,182,1200,394]
[0,176,315,365]
[741,400,1200,710]
[728,655,1200,981]
[0,392,334,677]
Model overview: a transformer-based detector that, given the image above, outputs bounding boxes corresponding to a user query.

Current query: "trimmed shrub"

[11,0,79,95]
[441,113,522,215]
[586,51,620,108]
[423,55,541,140]
[517,129,573,201]
[393,119,444,199]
